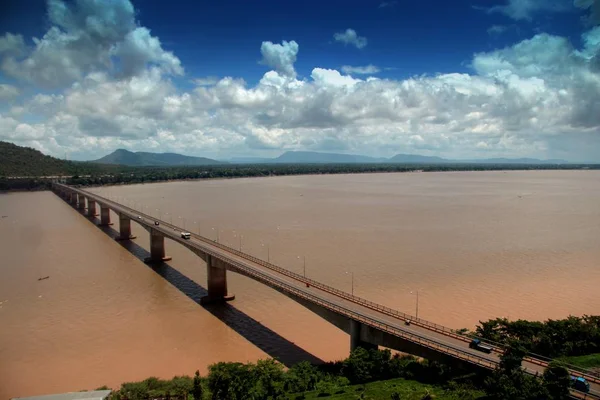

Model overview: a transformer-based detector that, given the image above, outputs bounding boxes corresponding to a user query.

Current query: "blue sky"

[1,0,599,161]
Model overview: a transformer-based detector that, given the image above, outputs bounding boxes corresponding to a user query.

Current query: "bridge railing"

[55,184,600,386]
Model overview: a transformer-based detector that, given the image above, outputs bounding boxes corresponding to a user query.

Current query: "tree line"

[3,162,599,191]
[98,343,579,400]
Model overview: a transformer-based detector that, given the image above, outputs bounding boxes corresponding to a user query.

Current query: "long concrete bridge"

[52,183,599,398]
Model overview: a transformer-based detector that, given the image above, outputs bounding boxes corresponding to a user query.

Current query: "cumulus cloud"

[3,1,600,162]
[0,0,182,88]
[484,0,572,21]
[341,65,381,75]
[333,29,368,49]
[575,0,600,26]
[193,76,220,87]
[0,84,20,101]
[260,40,299,78]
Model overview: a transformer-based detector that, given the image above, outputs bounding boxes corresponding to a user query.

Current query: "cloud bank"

[1,0,600,162]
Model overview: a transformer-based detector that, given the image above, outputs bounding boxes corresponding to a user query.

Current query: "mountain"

[274,151,385,164]
[94,149,225,166]
[228,156,273,164]
[0,141,85,177]
[389,154,450,163]
[468,157,569,164]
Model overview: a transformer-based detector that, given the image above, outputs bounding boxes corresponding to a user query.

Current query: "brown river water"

[1,170,599,397]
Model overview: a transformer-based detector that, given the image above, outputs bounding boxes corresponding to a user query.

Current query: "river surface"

[1,170,599,397]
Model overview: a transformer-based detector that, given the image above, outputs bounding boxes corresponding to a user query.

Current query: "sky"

[0,0,599,162]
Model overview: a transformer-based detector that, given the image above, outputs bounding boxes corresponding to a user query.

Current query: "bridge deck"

[55,184,600,398]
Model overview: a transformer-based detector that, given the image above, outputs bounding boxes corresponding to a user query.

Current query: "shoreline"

[3,164,598,192]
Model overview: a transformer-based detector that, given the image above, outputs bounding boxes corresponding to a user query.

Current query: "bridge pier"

[70,192,77,205]
[87,199,98,217]
[115,213,136,241]
[201,254,235,305]
[350,320,378,352]
[99,205,112,226]
[144,229,172,263]
[77,194,85,210]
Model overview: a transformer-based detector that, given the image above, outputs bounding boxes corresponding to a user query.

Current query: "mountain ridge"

[93,149,225,166]
[228,150,570,165]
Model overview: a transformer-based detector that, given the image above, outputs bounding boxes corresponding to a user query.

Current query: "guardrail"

[54,184,600,389]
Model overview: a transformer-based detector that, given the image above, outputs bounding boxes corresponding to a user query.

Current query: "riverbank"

[3,162,598,192]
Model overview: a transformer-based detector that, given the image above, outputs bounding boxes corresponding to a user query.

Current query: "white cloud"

[574,0,600,25]
[0,84,20,101]
[482,0,572,21]
[333,29,368,49]
[193,76,219,87]
[260,40,299,78]
[0,0,182,88]
[341,65,381,75]
[487,25,509,35]
[3,2,600,162]
[311,68,361,88]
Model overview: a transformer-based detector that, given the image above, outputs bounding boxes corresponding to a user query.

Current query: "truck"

[469,338,493,354]
[181,232,191,240]
[571,376,590,393]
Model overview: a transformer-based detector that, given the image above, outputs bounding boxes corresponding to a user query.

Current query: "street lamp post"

[410,290,420,319]
[298,255,306,277]
[261,243,270,262]
[346,271,354,295]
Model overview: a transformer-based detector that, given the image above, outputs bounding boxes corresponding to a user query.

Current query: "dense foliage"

[104,349,480,400]
[475,315,600,358]
[0,140,121,177]
[483,341,571,400]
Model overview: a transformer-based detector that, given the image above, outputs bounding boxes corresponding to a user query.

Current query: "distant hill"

[228,157,273,164]
[268,151,569,164]
[94,149,225,166]
[389,154,449,163]
[468,157,569,164]
[0,141,78,176]
[274,151,385,164]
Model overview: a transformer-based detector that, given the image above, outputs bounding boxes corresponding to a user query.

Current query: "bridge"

[52,183,599,398]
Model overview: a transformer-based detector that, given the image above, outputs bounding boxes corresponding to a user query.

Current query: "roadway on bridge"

[58,185,599,398]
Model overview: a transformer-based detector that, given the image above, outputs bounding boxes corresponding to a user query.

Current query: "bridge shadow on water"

[71,205,324,367]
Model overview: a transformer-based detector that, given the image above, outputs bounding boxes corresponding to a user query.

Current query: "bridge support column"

[99,205,112,226]
[350,320,378,352]
[115,213,136,241]
[144,229,172,263]
[201,254,235,305]
[87,199,98,217]
[77,194,85,210]
[70,192,77,205]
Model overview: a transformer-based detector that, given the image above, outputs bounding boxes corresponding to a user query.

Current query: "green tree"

[284,361,321,393]
[542,362,571,400]
[342,347,373,384]
[207,362,254,400]
[484,341,548,400]
[253,359,285,399]
[192,370,204,400]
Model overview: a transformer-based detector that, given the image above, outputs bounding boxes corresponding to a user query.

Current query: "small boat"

[38,276,50,281]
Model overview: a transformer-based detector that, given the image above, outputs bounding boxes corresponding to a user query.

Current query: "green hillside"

[0,141,118,177]
[0,141,74,176]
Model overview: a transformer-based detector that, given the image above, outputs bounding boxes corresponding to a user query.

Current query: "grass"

[288,378,485,400]
[559,353,600,370]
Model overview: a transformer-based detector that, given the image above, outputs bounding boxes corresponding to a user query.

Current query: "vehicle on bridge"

[572,376,591,393]
[469,338,492,354]
[181,232,191,239]
[154,221,159,226]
